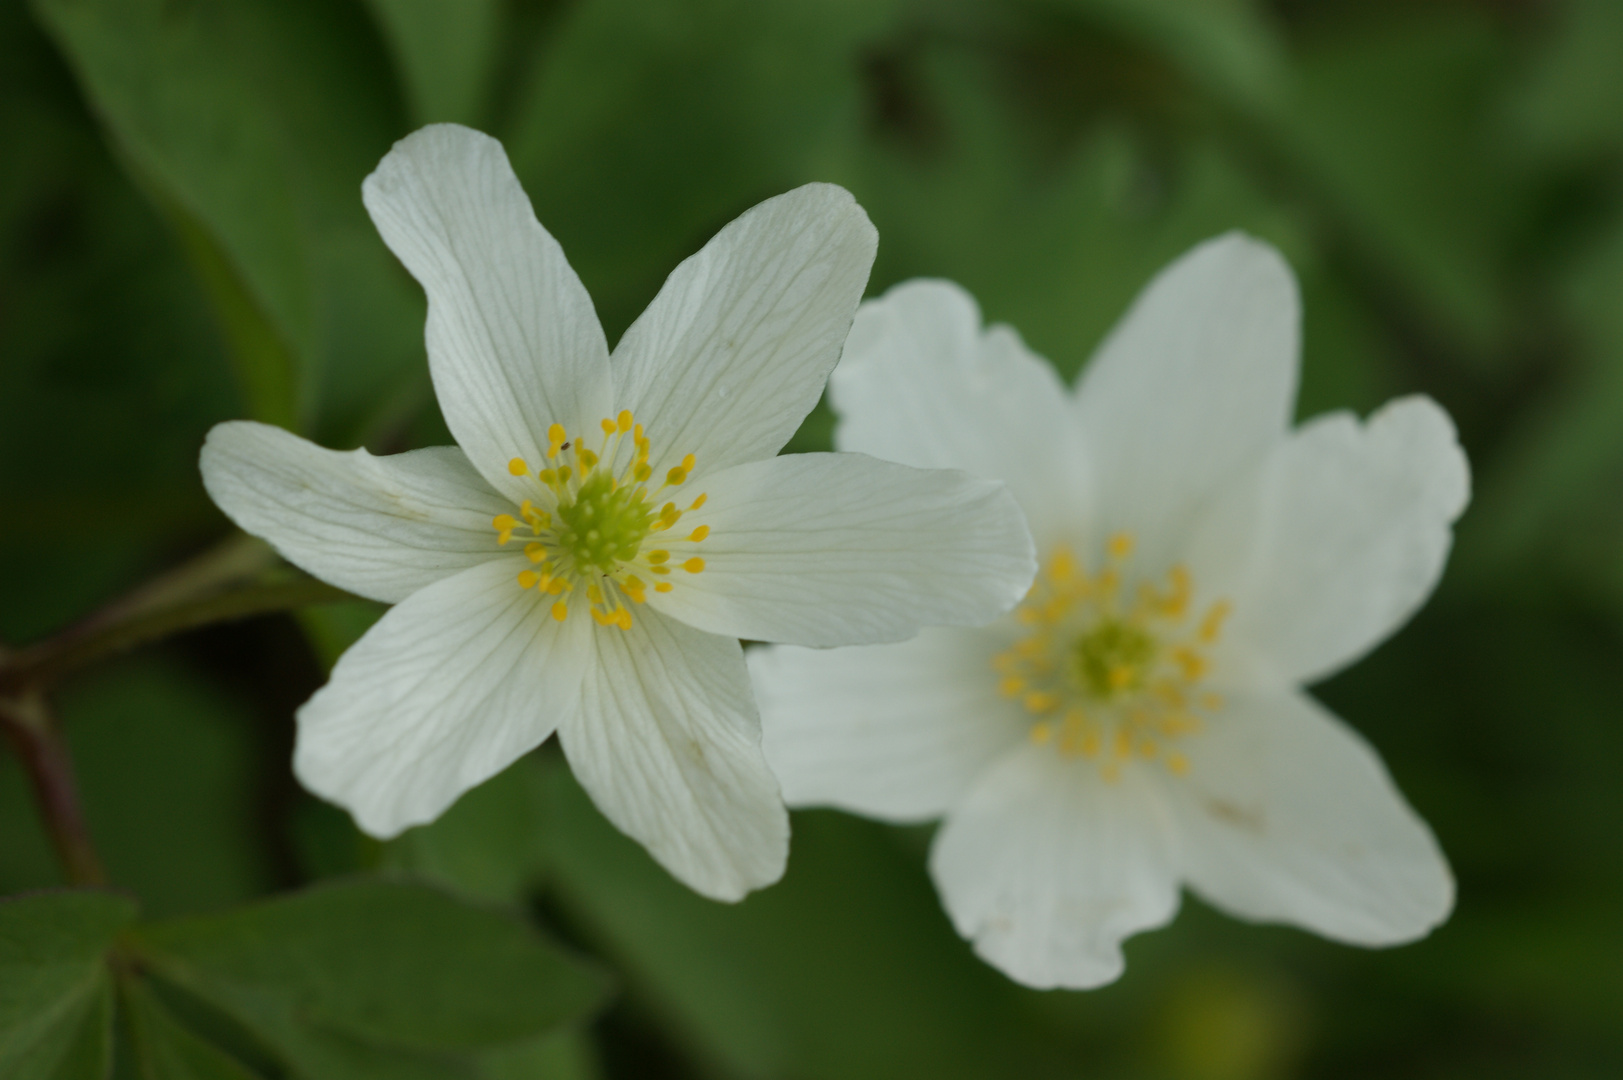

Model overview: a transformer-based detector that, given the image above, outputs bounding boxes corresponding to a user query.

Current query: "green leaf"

[131,880,609,1055]
[381,758,551,907]
[121,977,257,1080]
[1045,0,1286,114]
[503,0,900,341]
[360,0,502,127]
[0,891,133,1079]
[1273,5,1524,361]
[540,762,1049,1080]
[476,1030,600,1080]
[31,0,425,440]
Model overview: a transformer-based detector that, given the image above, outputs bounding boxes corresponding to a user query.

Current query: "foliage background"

[3,0,1622,1076]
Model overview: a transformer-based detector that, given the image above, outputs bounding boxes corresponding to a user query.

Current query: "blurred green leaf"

[835,44,1296,383]
[504,0,900,340]
[360,0,502,127]
[120,977,257,1080]
[382,757,551,907]
[31,0,424,440]
[62,662,273,914]
[1509,0,1623,165]
[1274,5,1524,361]
[477,1030,600,1080]
[132,879,609,1055]
[0,890,132,1079]
[1045,0,1285,114]
[541,760,1055,1080]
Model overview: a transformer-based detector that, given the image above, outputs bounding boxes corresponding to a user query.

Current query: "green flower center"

[554,471,655,576]
[488,411,711,631]
[1071,618,1158,700]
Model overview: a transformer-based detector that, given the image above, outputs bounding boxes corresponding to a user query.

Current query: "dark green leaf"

[541,761,1050,1080]
[121,977,257,1080]
[132,880,608,1054]
[381,758,550,907]
[0,891,133,1079]
[360,0,502,127]
[32,0,424,440]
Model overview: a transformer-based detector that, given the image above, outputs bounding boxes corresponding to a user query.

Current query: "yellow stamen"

[682,557,705,574]
[618,410,633,433]
[654,581,673,593]
[688,525,710,542]
[517,570,539,589]
[508,457,528,476]
[551,600,568,622]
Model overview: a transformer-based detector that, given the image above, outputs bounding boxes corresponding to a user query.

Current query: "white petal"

[1186,396,1469,685]
[645,452,1035,647]
[201,420,510,604]
[929,742,1181,990]
[558,609,787,902]
[363,124,613,501]
[830,279,1093,550]
[1168,688,1453,946]
[611,183,877,477]
[1075,233,1299,572]
[750,627,1024,822]
[294,559,591,837]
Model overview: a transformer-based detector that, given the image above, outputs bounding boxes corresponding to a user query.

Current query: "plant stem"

[0,576,356,695]
[0,694,106,887]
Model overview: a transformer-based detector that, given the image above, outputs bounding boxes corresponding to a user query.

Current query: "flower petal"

[645,452,1035,647]
[1185,396,1469,685]
[295,558,592,838]
[557,609,787,902]
[750,627,1024,822]
[611,183,876,477]
[829,279,1094,550]
[1075,232,1299,572]
[1168,688,1453,946]
[201,420,510,603]
[929,742,1181,990]
[362,124,613,500]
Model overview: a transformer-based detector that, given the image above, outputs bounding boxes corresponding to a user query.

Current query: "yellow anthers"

[690,493,707,510]
[993,535,1231,782]
[495,414,707,629]
[1198,599,1232,644]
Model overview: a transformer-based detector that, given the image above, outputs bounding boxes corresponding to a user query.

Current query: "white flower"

[750,234,1468,983]
[199,124,1035,901]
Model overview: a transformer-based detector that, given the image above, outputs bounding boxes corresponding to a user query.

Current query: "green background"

[4,0,1622,1076]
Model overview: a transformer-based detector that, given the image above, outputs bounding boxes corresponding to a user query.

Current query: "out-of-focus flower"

[200,124,1035,902]
[751,234,1467,983]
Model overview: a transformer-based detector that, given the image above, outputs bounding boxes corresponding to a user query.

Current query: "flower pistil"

[992,534,1232,781]
[492,410,710,629]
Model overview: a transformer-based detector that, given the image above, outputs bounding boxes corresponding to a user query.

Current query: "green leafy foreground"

[0,880,607,1080]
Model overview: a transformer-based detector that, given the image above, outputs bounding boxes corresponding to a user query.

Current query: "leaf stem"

[0,537,357,696]
[0,693,106,887]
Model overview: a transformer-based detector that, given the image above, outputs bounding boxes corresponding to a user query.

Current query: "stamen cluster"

[491,410,711,629]
[992,534,1232,780]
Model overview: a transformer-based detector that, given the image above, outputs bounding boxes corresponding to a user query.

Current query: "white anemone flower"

[750,234,1468,984]
[199,124,1034,902]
